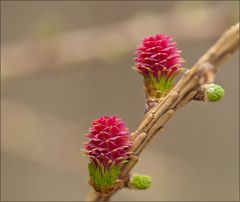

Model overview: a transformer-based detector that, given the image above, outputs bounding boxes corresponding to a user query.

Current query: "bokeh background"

[1,1,239,201]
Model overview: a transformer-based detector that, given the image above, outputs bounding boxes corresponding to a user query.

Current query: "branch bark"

[85,22,239,202]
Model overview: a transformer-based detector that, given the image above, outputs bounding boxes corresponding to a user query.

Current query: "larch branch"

[85,22,239,202]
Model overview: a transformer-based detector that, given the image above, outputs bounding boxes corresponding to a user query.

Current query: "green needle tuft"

[88,163,122,191]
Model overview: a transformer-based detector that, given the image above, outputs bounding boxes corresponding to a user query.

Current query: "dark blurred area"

[1,1,239,201]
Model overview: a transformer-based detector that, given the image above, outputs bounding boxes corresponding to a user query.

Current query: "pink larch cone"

[134,34,184,79]
[84,116,132,168]
[83,116,132,192]
[133,34,185,109]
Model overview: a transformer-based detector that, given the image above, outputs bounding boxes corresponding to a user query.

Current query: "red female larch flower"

[83,116,132,192]
[134,34,184,97]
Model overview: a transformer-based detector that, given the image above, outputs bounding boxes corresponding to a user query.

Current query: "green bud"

[205,84,224,102]
[130,174,152,190]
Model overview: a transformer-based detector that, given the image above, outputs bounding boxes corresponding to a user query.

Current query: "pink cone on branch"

[134,34,185,98]
[83,116,132,192]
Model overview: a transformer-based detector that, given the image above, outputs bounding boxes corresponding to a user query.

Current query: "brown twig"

[85,22,239,202]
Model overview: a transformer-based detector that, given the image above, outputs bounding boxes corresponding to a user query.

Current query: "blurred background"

[1,1,239,201]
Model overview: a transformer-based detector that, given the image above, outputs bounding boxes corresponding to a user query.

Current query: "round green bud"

[205,84,224,102]
[130,174,152,190]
